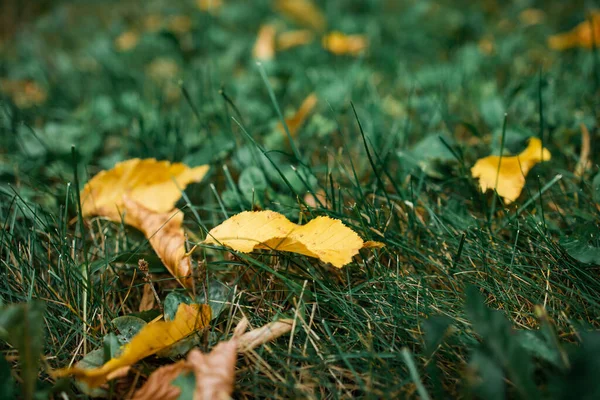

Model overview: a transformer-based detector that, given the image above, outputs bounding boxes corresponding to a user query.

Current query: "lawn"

[1,0,600,399]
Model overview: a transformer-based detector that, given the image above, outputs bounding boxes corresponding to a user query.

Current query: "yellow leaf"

[548,12,600,50]
[81,158,209,225]
[123,197,193,287]
[277,29,314,51]
[471,137,551,204]
[114,30,139,52]
[54,304,211,388]
[279,93,318,138]
[322,31,368,56]
[133,317,294,400]
[203,210,365,268]
[275,0,326,31]
[253,24,277,61]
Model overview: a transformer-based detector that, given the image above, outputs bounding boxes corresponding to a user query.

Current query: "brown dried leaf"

[123,197,192,288]
[132,360,190,400]
[139,283,156,312]
[238,319,294,352]
[188,342,237,400]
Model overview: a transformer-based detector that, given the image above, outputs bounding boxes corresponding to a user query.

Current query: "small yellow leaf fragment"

[471,137,551,204]
[55,304,211,388]
[204,210,364,268]
[363,241,385,249]
[279,93,318,137]
[276,0,326,31]
[167,15,192,35]
[519,8,545,26]
[123,197,193,288]
[253,24,277,61]
[196,0,222,12]
[322,31,368,56]
[115,30,139,51]
[548,12,600,50]
[277,29,314,50]
[80,158,209,225]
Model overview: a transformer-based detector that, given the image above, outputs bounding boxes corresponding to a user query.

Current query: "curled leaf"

[322,31,368,56]
[203,210,365,268]
[275,0,325,31]
[81,158,209,225]
[123,197,192,287]
[253,24,277,61]
[54,304,211,388]
[471,137,551,204]
[548,12,600,50]
[238,319,293,352]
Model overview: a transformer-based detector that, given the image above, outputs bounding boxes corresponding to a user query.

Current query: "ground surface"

[1,0,600,399]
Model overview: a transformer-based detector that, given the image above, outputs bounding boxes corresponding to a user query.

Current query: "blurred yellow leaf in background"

[322,31,368,56]
[253,24,277,61]
[279,93,318,138]
[204,210,366,268]
[277,29,314,50]
[276,0,326,31]
[471,138,551,204]
[548,12,600,50]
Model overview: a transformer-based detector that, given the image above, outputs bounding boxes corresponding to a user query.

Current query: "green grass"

[1,0,600,398]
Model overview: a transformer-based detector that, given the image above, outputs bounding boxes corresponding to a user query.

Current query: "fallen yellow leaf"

[277,29,314,51]
[253,24,277,61]
[133,316,293,400]
[55,303,211,388]
[203,210,366,268]
[322,31,368,56]
[279,93,318,138]
[275,0,326,31]
[548,12,600,50]
[81,158,209,226]
[471,137,551,204]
